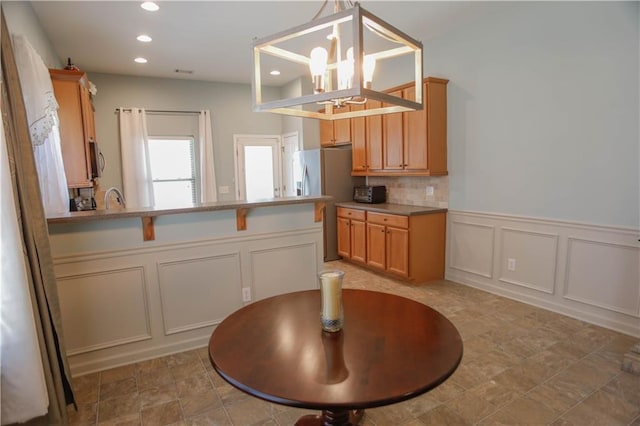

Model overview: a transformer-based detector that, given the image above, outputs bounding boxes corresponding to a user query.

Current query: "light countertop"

[47,196,332,224]
[335,202,447,216]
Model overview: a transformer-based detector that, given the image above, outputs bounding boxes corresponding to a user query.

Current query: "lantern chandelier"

[251,0,423,120]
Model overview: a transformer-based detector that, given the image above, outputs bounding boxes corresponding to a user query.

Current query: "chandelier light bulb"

[309,47,328,76]
[338,47,355,90]
[310,47,328,93]
[363,54,376,88]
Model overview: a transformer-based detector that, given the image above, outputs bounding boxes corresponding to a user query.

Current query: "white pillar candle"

[319,270,344,332]
[320,272,341,320]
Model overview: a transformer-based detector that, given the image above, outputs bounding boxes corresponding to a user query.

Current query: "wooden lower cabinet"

[336,207,366,263]
[338,206,446,282]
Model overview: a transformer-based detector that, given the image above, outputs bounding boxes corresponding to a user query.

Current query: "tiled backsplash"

[367,176,449,208]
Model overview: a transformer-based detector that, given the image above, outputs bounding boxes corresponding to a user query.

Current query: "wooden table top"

[209,289,463,411]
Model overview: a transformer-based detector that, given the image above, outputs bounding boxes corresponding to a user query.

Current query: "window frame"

[147,135,199,205]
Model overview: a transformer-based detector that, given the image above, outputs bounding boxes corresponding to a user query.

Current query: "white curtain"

[198,110,217,203]
[0,124,49,424]
[118,108,155,208]
[12,34,68,215]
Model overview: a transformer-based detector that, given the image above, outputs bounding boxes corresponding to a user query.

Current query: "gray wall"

[89,73,283,201]
[5,1,639,228]
[2,1,60,68]
[425,1,639,228]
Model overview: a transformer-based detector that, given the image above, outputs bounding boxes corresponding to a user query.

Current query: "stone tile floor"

[68,260,640,425]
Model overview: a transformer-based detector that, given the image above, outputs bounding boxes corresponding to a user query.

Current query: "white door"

[281,132,300,197]
[234,135,281,200]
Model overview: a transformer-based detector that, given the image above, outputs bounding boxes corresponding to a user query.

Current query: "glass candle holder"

[318,269,344,332]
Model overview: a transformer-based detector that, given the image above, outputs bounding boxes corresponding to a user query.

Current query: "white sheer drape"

[118,108,155,208]
[12,34,68,214]
[0,125,49,424]
[198,110,217,203]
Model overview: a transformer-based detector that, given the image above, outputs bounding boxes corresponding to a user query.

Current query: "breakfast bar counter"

[46,196,329,375]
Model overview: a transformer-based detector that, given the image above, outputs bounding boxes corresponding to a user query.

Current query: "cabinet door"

[350,219,367,263]
[366,100,383,171]
[52,77,92,188]
[403,84,428,171]
[386,226,409,277]
[351,104,367,172]
[425,79,448,175]
[383,90,404,170]
[366,222,386,270]
[320,118,335,146]
[333,112,351,145]
[337,216,352,258]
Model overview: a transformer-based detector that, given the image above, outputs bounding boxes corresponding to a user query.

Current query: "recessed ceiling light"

[270,70,281,76]
[134,57,148,64]
[140,2,159,12]
[137,34,152,43]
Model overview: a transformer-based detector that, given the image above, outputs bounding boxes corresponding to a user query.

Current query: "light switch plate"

[425,186,434,196]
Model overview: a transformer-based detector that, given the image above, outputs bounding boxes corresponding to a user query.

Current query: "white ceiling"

[30,1,497,85]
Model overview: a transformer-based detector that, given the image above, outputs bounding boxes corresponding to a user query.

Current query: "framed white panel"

[449,221,495,278]
[251,242,318,301]
[158,253,242,335]
[57,267,151,354]
[499,227,559,294]
[564,237,640,316]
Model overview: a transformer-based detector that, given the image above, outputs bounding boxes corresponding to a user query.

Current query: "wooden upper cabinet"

[403,85,428,170]
[424,78,448,175]
[366,100,384,171]
[351,104,367,172]
[50,69,95,188]
[319,118,334,147]
[382,90,404,170]
[320,106,352,146]
[320,77,448,175]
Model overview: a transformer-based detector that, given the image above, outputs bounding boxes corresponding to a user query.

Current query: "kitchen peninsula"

[47,196,330,375]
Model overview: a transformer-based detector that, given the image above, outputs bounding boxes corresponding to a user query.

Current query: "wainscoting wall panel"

[157,252,243,335]
[56,266,151,355]
[449,221,495,278]
[564,237,639,316]
[250,242,319,301]
[446,210,640,338]
[499,227,558,294]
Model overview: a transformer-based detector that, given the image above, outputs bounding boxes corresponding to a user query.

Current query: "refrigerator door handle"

[301,164,308,196]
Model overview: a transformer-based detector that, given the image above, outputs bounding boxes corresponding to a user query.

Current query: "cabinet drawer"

[337,207,366,221]
[367,212,408,228]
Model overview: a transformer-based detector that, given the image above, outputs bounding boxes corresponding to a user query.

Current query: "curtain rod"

[114,108,201,115]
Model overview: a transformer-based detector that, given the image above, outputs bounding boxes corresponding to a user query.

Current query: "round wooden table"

[209,289,463,426]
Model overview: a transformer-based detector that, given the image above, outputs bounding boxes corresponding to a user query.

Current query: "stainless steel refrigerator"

[293,147,365,261]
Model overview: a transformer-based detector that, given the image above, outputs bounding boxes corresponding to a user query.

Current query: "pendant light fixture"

[251,1,423,120]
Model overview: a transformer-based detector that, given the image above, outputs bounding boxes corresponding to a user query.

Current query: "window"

[148,137,197,207]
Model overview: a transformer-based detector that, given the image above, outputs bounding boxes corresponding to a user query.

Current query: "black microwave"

[353,186,386,204]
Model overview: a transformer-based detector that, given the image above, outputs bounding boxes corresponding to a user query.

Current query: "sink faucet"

[104,187,126,209]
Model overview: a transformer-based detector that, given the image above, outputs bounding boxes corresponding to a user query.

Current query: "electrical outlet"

[219,186,229,194]
[242,287,251,302]
[425,186,434,197]
[507,258,516,271]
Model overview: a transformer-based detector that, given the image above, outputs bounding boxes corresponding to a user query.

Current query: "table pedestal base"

[295,409,364,426]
